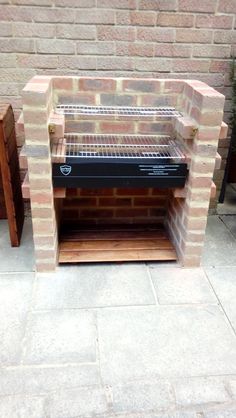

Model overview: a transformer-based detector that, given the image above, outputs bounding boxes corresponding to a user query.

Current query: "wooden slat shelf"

[59,224,177,263]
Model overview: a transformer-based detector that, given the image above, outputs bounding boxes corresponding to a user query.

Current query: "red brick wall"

[0,1,234,120]
[63,188,169,225]
[1,0,235,207]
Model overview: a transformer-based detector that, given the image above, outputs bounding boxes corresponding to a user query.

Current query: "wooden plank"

[60,230,167,241]
[60,238,172,251]
[59,248,177,263]
[0,104,24,246]
[60,222,165,232]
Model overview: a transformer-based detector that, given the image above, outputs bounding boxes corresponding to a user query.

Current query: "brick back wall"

[62,188,169,225]
[0,0,235,208]
[0,0,235,123]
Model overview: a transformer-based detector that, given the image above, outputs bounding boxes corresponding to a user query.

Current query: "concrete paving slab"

[201,216,236,267]
[220,215,236,239]
[98,305,236,384]
[0,395,45,418]
[22,310,97,365]
[150,267,216,304]
[0,274,34,365]
[107,412,198,418]
[174,376,230,407]
[204,267,236,303]
[33,263,155,310]
[0,219,34,272]
[47,386,108,417]
[0,364,100,396]
[217,184,236,215]
[203,408,236,418]
[112,380,174,413]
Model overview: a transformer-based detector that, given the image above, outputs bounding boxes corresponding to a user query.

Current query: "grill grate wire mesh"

[51,134,185,160]
[55,104,182,118]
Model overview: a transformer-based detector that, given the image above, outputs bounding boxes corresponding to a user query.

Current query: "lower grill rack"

[51,134,188,188]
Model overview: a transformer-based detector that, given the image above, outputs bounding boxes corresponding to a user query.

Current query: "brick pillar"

[167,80,225,267]
[22,76,58,272]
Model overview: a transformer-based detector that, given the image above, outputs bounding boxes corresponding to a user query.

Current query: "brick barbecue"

[20,76,226,272]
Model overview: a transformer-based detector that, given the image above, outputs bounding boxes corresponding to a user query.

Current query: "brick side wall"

[0,0,235,207]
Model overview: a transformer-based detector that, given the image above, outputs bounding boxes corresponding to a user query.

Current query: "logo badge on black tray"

[60,165,72,176]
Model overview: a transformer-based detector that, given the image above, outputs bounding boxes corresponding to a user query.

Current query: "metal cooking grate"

[51,134,185,160]
[55,104,182,118]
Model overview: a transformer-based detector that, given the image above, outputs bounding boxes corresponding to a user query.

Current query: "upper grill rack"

[55,105,182,118]
[51,134,186,160]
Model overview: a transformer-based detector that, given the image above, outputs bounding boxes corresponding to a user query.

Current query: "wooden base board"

[59,224,177,264]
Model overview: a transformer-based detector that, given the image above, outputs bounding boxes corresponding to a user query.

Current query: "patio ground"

[1,185,236,417]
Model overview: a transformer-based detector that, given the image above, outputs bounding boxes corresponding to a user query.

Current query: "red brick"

[116,11,155,26]
[218,0,236,13]
[97,0,136,8]
[17,55,58,69]
[80,188,114,196]
[163,79,184,93]
[29,176,52,190]
[157,13,194,27]
[138,122,172,134]
[149,208,166,216]
[193,45,231,59]
[63,210,79,219]
[64,197,97,207]
[65,121,96,133]
[0,22,13,36]
[210,60,231,73]
[214,30,236,44]
[135,58,172,72]
[99,197,131,206]
[30,192,53,205]
[79,78,116,92]
[99,121,135,134]
[0,38,34,53]
[75,9,115,24]
[123,79,160,93]
[116,42,154,57]
[66,189,78,196]
[80,209,114,218]
[193,88,225,111]
[155,44,191,57]
[219,121,228,139]
[134,197,166,206]
[116,188,149,196]
[53,77,73,90]
[58,56,96,70]
[137,27,175,42]
[0,6,75,23]
[31,207,54,218]
[139,0,178,11]
[36,39,74,54]
[151,188,169,196]
[190,108,223,126]
[77,41,114,55]
[56,24,96,40]
[174,59,210,72]
[58,93,96,105]
[55,0,95,6]
[13,0,52,6]
[179,0,217,12]
[115,208,148,217]
[176,29,213,43]
[97,26,135,41]
[97,57,134,71]
[196,14,233,29]
[191,158,216,174]
[14,22,55,38]
[100,93,136,106]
